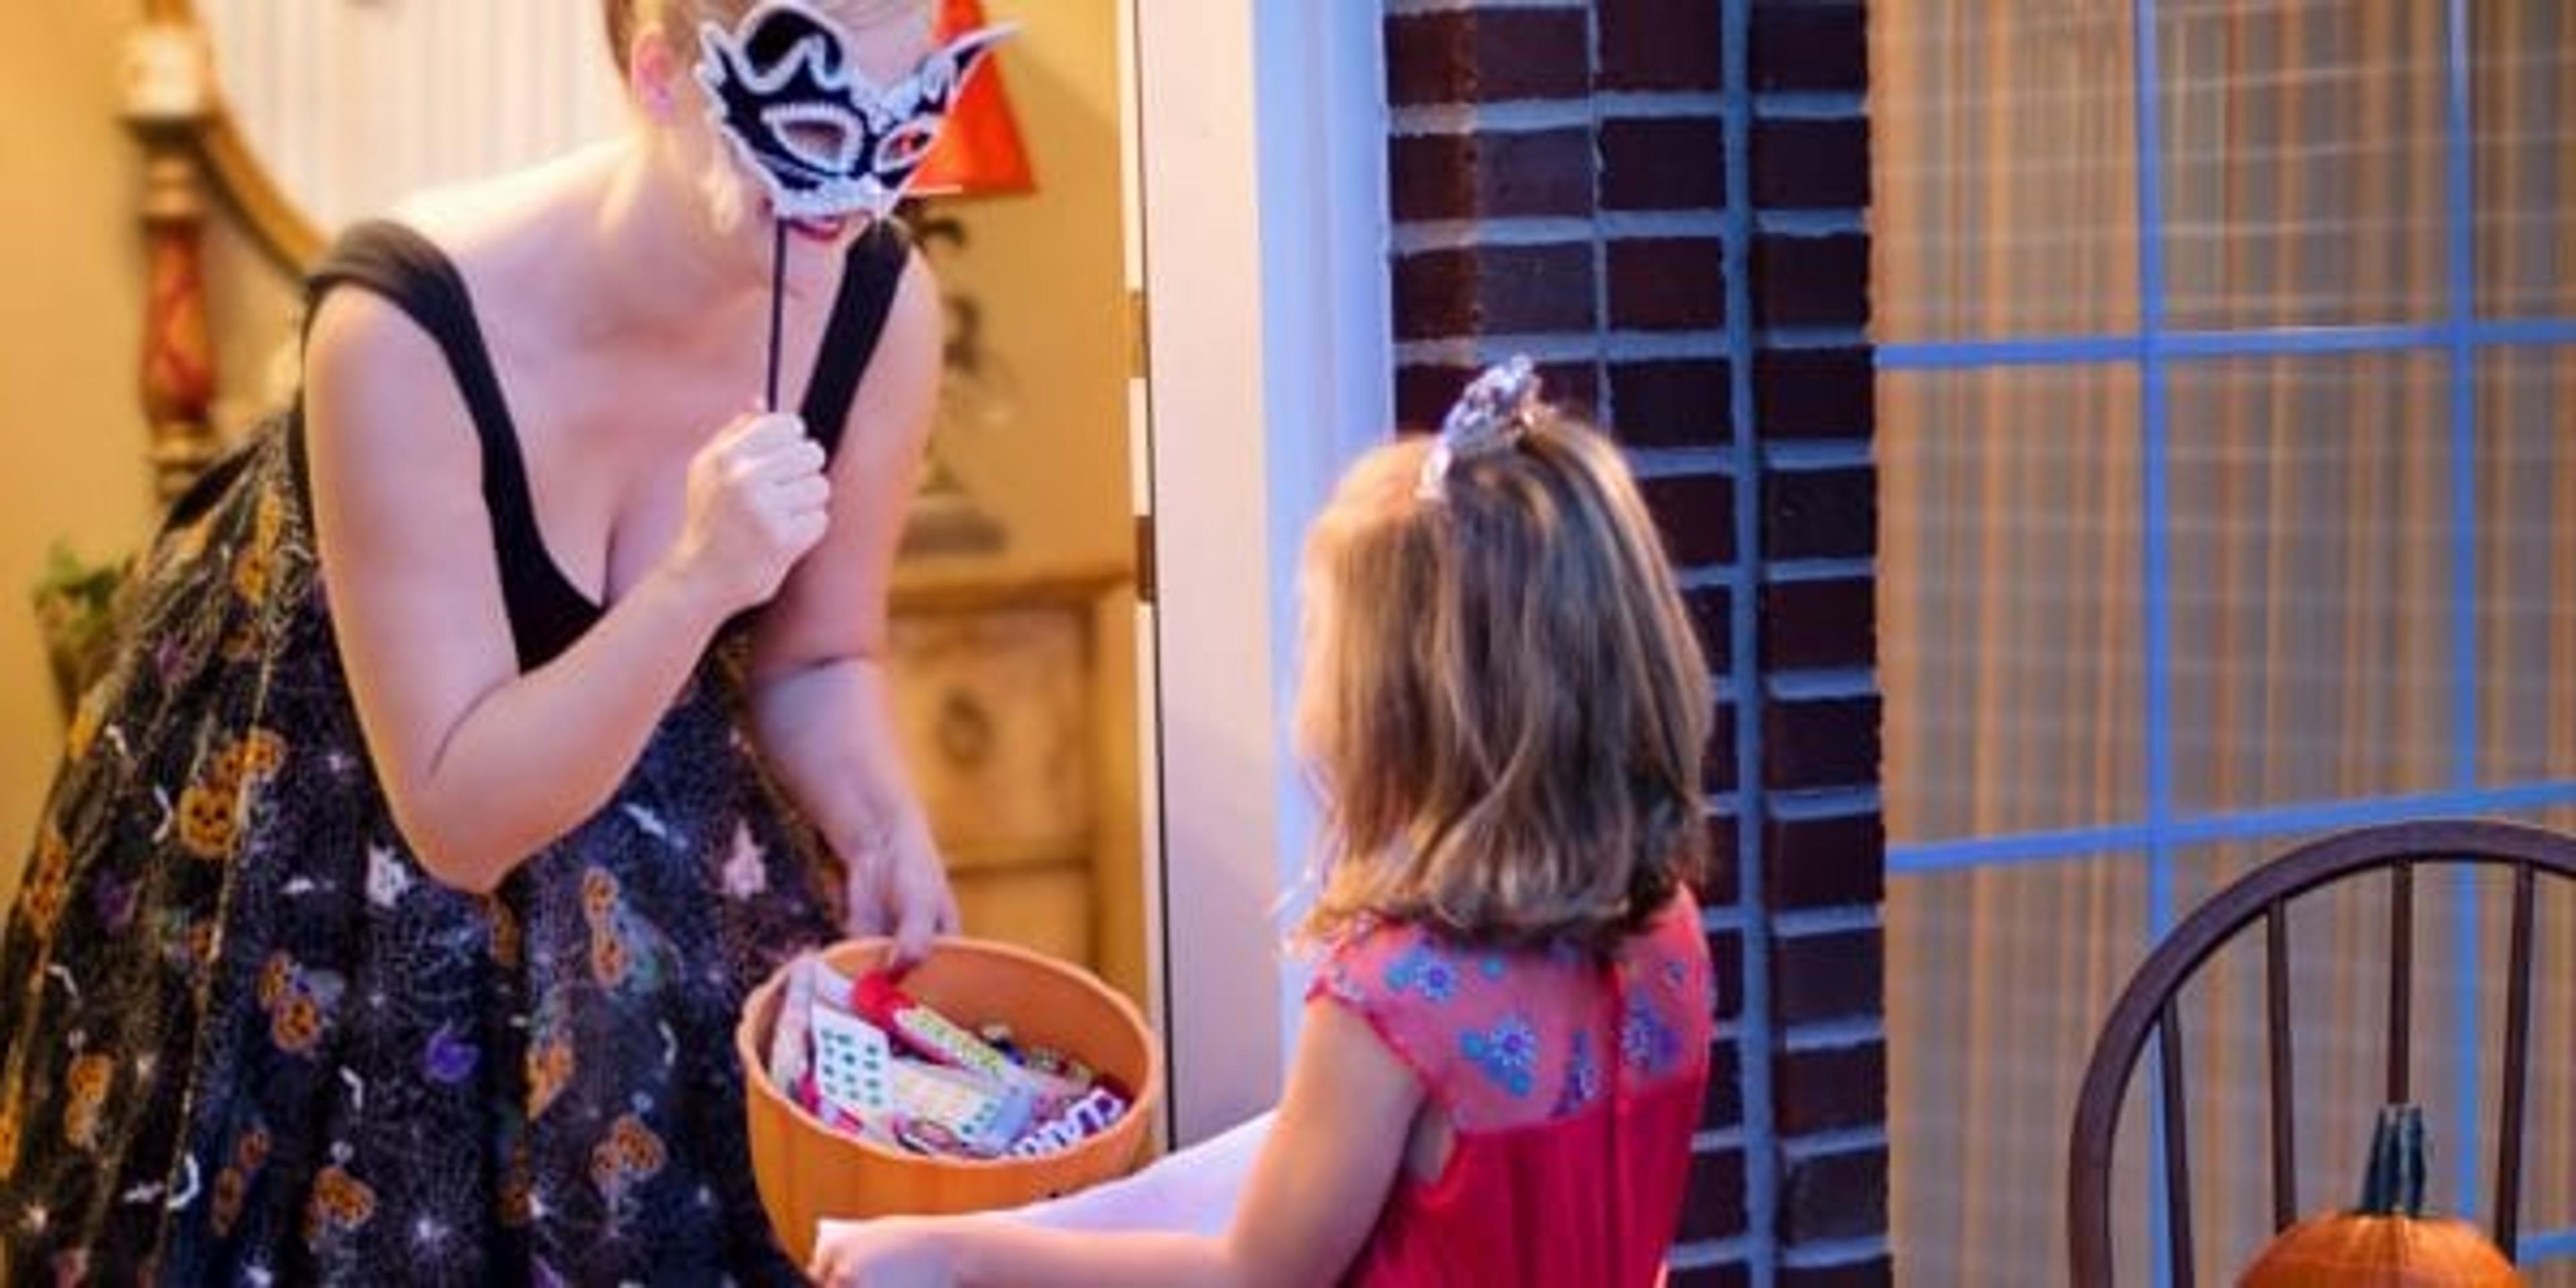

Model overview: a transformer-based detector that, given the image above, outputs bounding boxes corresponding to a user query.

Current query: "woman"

[0,0,954,1280]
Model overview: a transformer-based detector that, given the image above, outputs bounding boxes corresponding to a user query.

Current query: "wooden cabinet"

[886,563,1137,995]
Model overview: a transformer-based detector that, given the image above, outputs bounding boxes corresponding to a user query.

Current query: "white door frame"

[1125,0,1392,1144]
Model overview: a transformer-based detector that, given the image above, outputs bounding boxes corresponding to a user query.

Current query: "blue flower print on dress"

[1460,1016,1540,1097]
[1620,995,1682,1075]
[1384,943,1459,1004]
[422,1022,479,1087]
[1477,955,1507,982]
[1552,1028,1602,1116]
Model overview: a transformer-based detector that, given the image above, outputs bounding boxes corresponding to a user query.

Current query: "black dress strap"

[800,218,914,459]
[305,219,593,671]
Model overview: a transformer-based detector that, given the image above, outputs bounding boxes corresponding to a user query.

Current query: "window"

[1876,1,2576,1281]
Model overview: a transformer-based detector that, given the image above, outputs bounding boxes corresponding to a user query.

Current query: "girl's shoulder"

[1311,916,1526,1019]
[1624,883,1714,1014]
[1305,893,1713,1122]
[1614,888,1717,1083]
[1306,918,1554,1113]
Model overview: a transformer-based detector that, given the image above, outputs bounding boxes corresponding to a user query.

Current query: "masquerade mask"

[696,1,1013,222]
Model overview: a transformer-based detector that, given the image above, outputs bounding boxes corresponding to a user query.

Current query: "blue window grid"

[1874,0,2576,1275]
[1722,1,1781,1277]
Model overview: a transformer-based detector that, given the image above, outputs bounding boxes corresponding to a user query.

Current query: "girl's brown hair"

[1296,411,1712,955]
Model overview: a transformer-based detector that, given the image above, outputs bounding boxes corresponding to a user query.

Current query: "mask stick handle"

[766,218,788,414]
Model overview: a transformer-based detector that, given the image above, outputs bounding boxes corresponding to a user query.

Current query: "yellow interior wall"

[918,1,1143,1002]
[0,2,1144,989]
[0,0,158,898]
[927,0,1133,575]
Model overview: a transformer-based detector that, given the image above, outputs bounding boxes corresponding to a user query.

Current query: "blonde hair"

[602,0,934,76]
[604,0,724,78]
[1296,413,1713,955]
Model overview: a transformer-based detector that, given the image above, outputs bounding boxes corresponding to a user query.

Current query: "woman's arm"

[747,247,958,959]
[305,290,829,894]
[809,998,1424,1288]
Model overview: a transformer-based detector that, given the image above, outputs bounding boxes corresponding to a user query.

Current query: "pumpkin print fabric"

[1307,890,1715,1286]
[0,254,848,1283]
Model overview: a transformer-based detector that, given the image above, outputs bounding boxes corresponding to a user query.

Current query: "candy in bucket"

[763,955,1132,1161]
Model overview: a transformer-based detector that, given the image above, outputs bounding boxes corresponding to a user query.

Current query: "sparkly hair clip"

[1417,356,1544,500]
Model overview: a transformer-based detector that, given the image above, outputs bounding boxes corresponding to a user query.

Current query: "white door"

[1124,0,1392,1145]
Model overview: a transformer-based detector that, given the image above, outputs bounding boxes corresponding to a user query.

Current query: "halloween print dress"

[0,218,913,1285]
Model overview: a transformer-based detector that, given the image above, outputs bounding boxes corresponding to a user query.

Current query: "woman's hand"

[810,1216,957,1288]
[843,811,961,964]
[667,410,830,614]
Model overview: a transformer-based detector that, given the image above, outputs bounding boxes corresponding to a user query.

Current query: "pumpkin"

[2236,1104,2522,1287]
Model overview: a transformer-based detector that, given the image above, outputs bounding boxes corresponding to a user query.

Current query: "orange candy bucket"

[733,936,1163,1264]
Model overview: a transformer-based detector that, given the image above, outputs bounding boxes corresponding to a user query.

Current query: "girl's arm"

[745,248,959,960]
[810,997,1425,1288]
[306,290,828,894]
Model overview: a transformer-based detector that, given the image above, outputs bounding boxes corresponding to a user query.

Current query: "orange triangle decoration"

[916,0,1034,198]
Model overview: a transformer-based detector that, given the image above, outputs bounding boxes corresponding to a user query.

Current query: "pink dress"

[1310,890,1715,1287]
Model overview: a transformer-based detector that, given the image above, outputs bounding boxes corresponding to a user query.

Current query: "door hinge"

[1124,288,1151,382]
[1132,512,1157,606]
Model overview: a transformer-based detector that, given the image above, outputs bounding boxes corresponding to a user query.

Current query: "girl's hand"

[810,1216,956,1287]
[667,410,830,615]
[843,812,961,965]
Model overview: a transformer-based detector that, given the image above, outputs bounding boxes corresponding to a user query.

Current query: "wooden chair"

[2065,818,2576,1285]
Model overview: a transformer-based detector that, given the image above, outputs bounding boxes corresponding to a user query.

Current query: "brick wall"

[1382,1,1885,1283]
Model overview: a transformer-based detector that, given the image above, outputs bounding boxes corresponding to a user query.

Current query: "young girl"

[810,358,1719,1286]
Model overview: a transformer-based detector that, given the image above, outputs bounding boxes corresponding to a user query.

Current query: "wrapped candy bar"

[851,971,1084,1104]
[808,1006,899,1141]
[977,1023,1023,1063]
[1007,1085,1130,1158]
[1013,1043,1095,1091]
[889,1057,1040,1157]
[894,1117,975,1158]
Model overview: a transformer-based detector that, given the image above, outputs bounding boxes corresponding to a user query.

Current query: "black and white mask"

[696,1,1011,222]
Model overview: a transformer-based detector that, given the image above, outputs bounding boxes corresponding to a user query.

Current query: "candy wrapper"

[809,1004,898,1141]
[1008,1085,1131,1159]
[850,971,1087,1104]
[890,1057,1040,1157]
[977,1023,1023,1063]
[1016,1043,1095,1091]
[766,954,817,1093]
